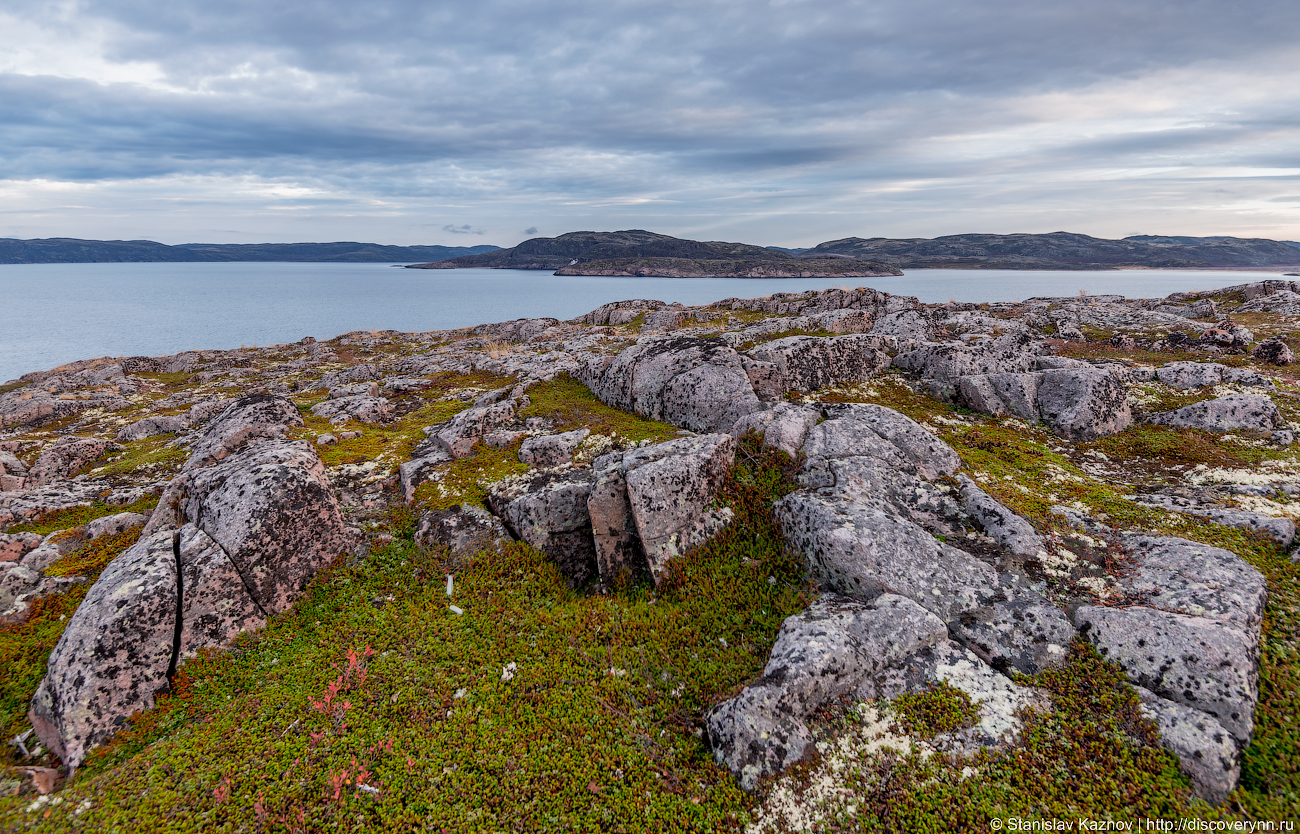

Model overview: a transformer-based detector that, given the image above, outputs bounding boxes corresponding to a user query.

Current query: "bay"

[0,261,1285,383]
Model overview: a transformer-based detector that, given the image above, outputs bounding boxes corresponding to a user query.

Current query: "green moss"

[412,442,529,511]
[0,439,809,832]
[0,381,29,395]
[93,435,189,479]
[889,681,980,738]
[6,495,158,537]
[517,374,680,446]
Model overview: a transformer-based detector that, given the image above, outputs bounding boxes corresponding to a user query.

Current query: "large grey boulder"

[870,309,938,342]
[29,524,266,771]
[1146,394,1282,433]
[1135,687,1240,805]
[183,394,304,471]
[116,414,190,442]
[621,434,737,581]
[707,594,948,789]
[27,437,121,485]
[579,336,761,433]
[147,438,353,615]
[892,335,1038,382]
[775,491,996,622]
[1075,605,1257,744]
[1035,367,1132,441]
[796,454,964,539]
[958,373,1042,422]
[742,335,890,395]
[414,504,511,555]
[488,468,598,586]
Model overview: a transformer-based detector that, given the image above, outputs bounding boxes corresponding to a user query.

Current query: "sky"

[1,0,1299,249]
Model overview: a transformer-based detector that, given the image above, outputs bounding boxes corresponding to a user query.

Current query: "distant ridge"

[804,232,1300,270]
[0,237,501,264]
[413,229,1300,274]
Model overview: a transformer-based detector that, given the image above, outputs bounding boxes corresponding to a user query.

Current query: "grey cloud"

[443,224,484,235]
[523,227,539,235]
[1,0,1299,242]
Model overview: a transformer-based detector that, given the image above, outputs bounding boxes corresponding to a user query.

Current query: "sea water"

[0,261,1284,383]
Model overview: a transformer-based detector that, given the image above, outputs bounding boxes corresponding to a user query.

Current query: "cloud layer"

[2,0,1298,245]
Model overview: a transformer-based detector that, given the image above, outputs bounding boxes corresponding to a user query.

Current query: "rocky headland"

[2,279,1300,828]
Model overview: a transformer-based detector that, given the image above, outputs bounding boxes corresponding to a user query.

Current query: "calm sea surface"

[0,262,1286,383]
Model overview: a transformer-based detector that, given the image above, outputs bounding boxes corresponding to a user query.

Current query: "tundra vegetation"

[0,280,1298,831]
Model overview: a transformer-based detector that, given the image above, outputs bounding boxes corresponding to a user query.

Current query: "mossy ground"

[5,495,158,537]
[0,441,809,832]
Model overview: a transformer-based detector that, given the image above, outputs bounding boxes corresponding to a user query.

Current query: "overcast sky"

[2,0,1298,247]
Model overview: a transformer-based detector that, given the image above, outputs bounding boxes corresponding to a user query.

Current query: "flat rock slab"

[811,403,961,480]
[1075,605,1258,744]
[1135,686,1240,805]
[1130,496,1295,547]
[519,429,589,467]
[310,395,393,426]
[28,437,121,485]
[1146,394,1282,433]
[1115,534,1268,632]
[892,336,1038,382]
[775,491,996,622]
[707,594,947,790]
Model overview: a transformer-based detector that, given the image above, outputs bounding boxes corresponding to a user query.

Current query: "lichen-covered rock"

[775,491,996,622]
[743,335,890,395]
[1251,337,1295,366]
[147,439,352,614]
[728,403,821,459]
[1135,687,1239,805]
[621,434,737,580]
[28,530,178,770]
[587,453,648,586]
[488,468,598,586]
[399,447,453,503]
[579,336,760,433]
[957,372,1042,421]
[810,404,961,480]
[1075,605,1258,743]
[957,475,1046,558]
[1035,367,1131,441]
[870,309,938,342]
[1114,535,1268,632]
[183,394,304,471]
[83,512,148,540]
[432,399,519,458]
[706,594,947,789]
[115,414,190,442]
[0,532,42,563]
[950,587,1075,674]
[28,437,121,485]
[29,523,265,771]
[1146,394,1282,433]
[414,504,511,554]
[1129,496,1295,547]
[519,429,590,467]
[309,395,393,426]
[892,335,1038,381]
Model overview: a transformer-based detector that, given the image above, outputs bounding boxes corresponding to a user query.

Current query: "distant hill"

[0,238,500,264]
[804,232,1300,270]
[410,230,799,270]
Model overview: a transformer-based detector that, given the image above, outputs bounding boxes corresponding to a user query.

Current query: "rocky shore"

[2,279,1299,827]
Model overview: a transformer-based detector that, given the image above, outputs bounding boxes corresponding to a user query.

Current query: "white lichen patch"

[747,704,928,834]
[1187,457,1300,485]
